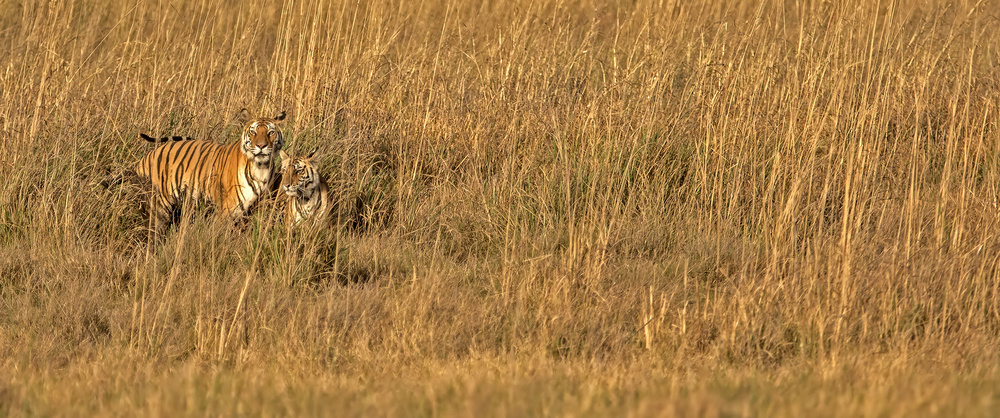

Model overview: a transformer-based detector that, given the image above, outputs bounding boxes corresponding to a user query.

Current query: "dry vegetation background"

[1,0,1000,415]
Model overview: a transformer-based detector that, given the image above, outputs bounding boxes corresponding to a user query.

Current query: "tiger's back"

[135,139,252,213]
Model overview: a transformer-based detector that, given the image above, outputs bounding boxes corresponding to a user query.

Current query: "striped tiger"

[133,109,286,234]
[279,147,330,225]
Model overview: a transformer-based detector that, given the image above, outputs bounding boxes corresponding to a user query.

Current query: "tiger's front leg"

[218,193,245,219]
[217,188,260,232]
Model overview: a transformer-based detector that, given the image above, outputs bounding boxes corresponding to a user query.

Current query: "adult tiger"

[279,147,330,225]
[133,109,286,234]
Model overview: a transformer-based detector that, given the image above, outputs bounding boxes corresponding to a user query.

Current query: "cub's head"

[279,147,320,198]
[238,109,286,164]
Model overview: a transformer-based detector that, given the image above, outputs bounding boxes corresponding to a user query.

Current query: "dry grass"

[2,0,1000,415]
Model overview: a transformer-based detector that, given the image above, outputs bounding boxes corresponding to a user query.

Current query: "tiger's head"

[239,109,286,164]
[279,147,320,199]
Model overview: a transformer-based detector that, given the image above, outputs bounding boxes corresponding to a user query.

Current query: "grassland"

[2,0,1000,415]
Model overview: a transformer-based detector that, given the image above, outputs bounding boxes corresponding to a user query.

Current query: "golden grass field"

[2,0,1000,415]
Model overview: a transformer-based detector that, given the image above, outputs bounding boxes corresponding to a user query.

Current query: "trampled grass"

[2,0,1000,415]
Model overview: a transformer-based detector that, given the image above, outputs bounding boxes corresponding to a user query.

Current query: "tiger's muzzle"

[282,184,300,197]
[248,143,276,164]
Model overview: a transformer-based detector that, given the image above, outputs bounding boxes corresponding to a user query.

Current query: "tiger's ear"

[272,111,287,122]
[236,108,252,125]
[280,150,291,170]
[306,146,319,160]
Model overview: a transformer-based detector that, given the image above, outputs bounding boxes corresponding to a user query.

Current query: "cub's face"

[279,147,319,198]
[240,110,286,164]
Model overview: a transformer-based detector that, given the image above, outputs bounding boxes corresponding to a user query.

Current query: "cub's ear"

[236,108,252,125]
[272,111,287,122]
[279,150,291,170]
[306,146,319,160]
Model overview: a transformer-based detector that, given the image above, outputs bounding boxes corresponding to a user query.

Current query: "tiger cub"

[279,147,330,225]
[133,109,285,234]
